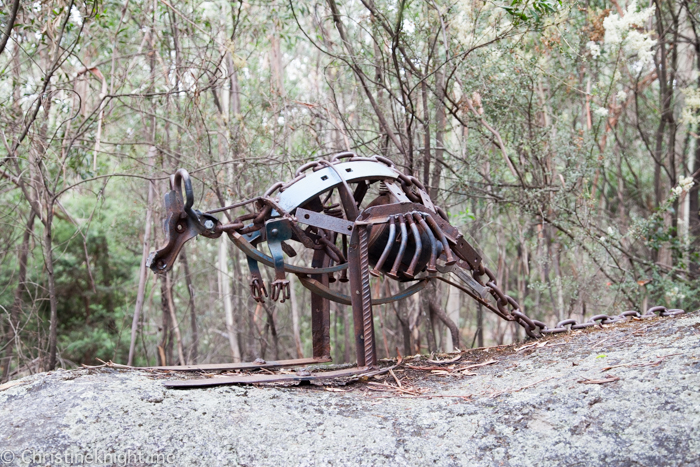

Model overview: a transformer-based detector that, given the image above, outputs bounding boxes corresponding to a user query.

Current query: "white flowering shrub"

[603,1,657,65]
[665,286,686,304]
[681,89,700,126]
[586,41,601,59]
[670,177,695,198]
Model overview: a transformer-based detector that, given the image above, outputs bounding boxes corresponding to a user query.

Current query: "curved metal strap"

[228,231,348,275]
[297,277,428,305]
[276,160,399,213]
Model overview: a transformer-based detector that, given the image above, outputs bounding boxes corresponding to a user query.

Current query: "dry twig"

[389,369,402,387]
[458,359,498,371]
[427,355,463,364]
[488,377,555,398]
[578,376,620,384]
[601,353,682,372]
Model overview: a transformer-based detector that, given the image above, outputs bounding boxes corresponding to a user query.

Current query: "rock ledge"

[1,313,699,466]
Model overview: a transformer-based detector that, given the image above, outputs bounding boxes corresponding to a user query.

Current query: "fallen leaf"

[461,371,477,376]
[325,387,348,393]
[430,370,451,376]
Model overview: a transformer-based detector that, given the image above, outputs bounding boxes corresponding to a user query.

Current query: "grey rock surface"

[1,313,699,467]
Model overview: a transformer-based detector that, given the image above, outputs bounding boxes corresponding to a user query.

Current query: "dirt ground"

[1,312,699,466]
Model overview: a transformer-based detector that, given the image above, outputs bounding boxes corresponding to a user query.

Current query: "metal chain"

[468,263,688,339]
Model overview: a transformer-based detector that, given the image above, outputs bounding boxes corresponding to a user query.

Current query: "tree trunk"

[264,303,279,360]
[165,272,185,365]
[45,207,58,371]
[180,249,199,364]
[219,236,241,362]
[476,303,484,348]
[691,130,700,275]
[0,0,20,58]
[159,276,173,366]
[430,69,446,200]
[444,284,460,352]
[270,21,284,97]
[388,281,412,357]
[1,211,36,382]
[374,281,390,358]
[553,243,565,322]
[421,78,431,189]
[689,40,700,276]
[340,304,351,363]
[421,288,437,353]
[429,300,460,350]
[288,274,304,359]
[128,147,156,366]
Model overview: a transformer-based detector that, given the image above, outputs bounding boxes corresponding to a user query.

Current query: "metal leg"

[348,224,377,368]
[405,213,423,278]
[387,215,408,280]
[310,250,331,359]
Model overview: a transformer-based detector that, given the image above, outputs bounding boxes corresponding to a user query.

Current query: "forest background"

[1,0,699,379]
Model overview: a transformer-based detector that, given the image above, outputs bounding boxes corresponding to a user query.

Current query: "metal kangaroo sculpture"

[145,152,686,388]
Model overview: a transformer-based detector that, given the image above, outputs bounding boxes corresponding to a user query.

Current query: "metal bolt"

[176,224,184,232]
[270,228,279,237]
[204,219,214,230]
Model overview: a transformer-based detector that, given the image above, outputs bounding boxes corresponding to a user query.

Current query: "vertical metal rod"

[348,225,376,367]
[359,226,376,367]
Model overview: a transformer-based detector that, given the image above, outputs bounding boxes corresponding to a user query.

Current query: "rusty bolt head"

[204,219,215,230]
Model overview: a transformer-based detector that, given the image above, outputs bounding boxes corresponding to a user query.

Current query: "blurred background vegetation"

[1,0,698,379]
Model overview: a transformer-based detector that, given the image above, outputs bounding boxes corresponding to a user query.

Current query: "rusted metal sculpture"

[146,153,686,387]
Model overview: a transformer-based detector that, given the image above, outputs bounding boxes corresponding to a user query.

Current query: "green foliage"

[502,0,562,25]
[49,189,141,364]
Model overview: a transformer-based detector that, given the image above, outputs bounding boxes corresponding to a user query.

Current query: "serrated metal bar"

[348,224,377,368]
